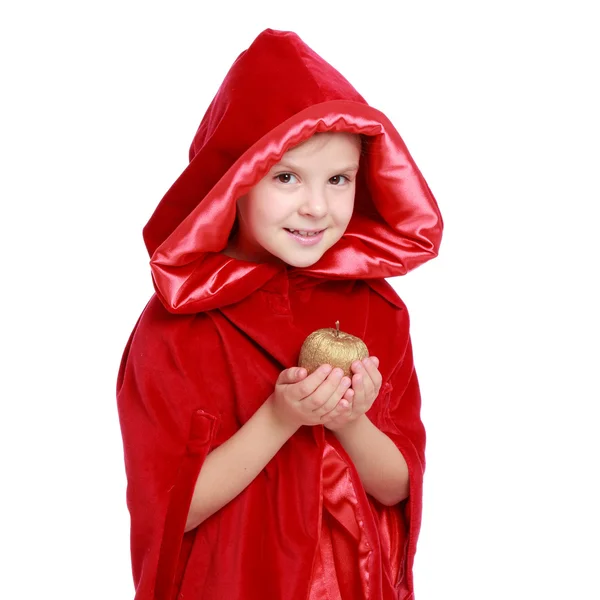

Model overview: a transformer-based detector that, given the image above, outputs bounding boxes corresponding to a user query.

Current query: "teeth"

[287,229,320,237]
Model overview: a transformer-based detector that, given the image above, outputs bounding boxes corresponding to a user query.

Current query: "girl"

[117,28,443,600]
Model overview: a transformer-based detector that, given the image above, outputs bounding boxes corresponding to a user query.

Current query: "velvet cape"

[116,28,443,600]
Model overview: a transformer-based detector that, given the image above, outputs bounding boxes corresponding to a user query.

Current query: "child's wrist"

[333,413,369,437]
[264,395,301,437]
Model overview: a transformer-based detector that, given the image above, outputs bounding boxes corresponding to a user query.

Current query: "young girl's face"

[225,132,361,268]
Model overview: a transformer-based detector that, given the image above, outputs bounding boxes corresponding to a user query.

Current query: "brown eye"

[275,173,297,184]
[329,175,348,185]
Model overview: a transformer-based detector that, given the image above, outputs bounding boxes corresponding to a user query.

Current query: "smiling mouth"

[284,228,325,237]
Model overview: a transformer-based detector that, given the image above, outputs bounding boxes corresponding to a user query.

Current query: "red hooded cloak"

[117,28,443,600]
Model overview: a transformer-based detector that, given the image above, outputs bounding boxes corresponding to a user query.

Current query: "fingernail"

[321,365,332,375]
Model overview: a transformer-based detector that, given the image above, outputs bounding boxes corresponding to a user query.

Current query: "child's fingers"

[313,374,351,417]
[351,371,364,405]
[351,357,380,400]
[322,397,353,428]
[292,367,308,382]
[290,364,332,399]
[362,357,382,394]
[343,387,354,414]
[297,366,342,409]
[322,397,348,419]
[278,367,308,385]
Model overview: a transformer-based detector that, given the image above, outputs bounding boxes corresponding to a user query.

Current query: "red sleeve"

[363,279,426,594]
[116,300,219,600]
[380,336,425,594]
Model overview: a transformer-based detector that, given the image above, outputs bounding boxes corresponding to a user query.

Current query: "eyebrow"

[273,161,360,173]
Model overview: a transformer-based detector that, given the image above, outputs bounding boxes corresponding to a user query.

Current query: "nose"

[297,186,328,219]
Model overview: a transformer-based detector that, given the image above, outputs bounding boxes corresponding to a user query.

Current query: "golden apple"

[298,321,369,378]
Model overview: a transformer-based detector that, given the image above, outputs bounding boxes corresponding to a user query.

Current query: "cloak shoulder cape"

[117,28,443,600]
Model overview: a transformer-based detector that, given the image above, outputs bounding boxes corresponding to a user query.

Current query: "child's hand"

[269,365,354,430]
[324,357,382,432]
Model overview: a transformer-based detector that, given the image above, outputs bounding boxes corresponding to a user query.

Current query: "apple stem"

[335,320,340,338]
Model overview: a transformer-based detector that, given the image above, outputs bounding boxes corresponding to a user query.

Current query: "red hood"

[144,28,443,314]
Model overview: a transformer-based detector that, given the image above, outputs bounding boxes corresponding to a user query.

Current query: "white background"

[1,1,598,598]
